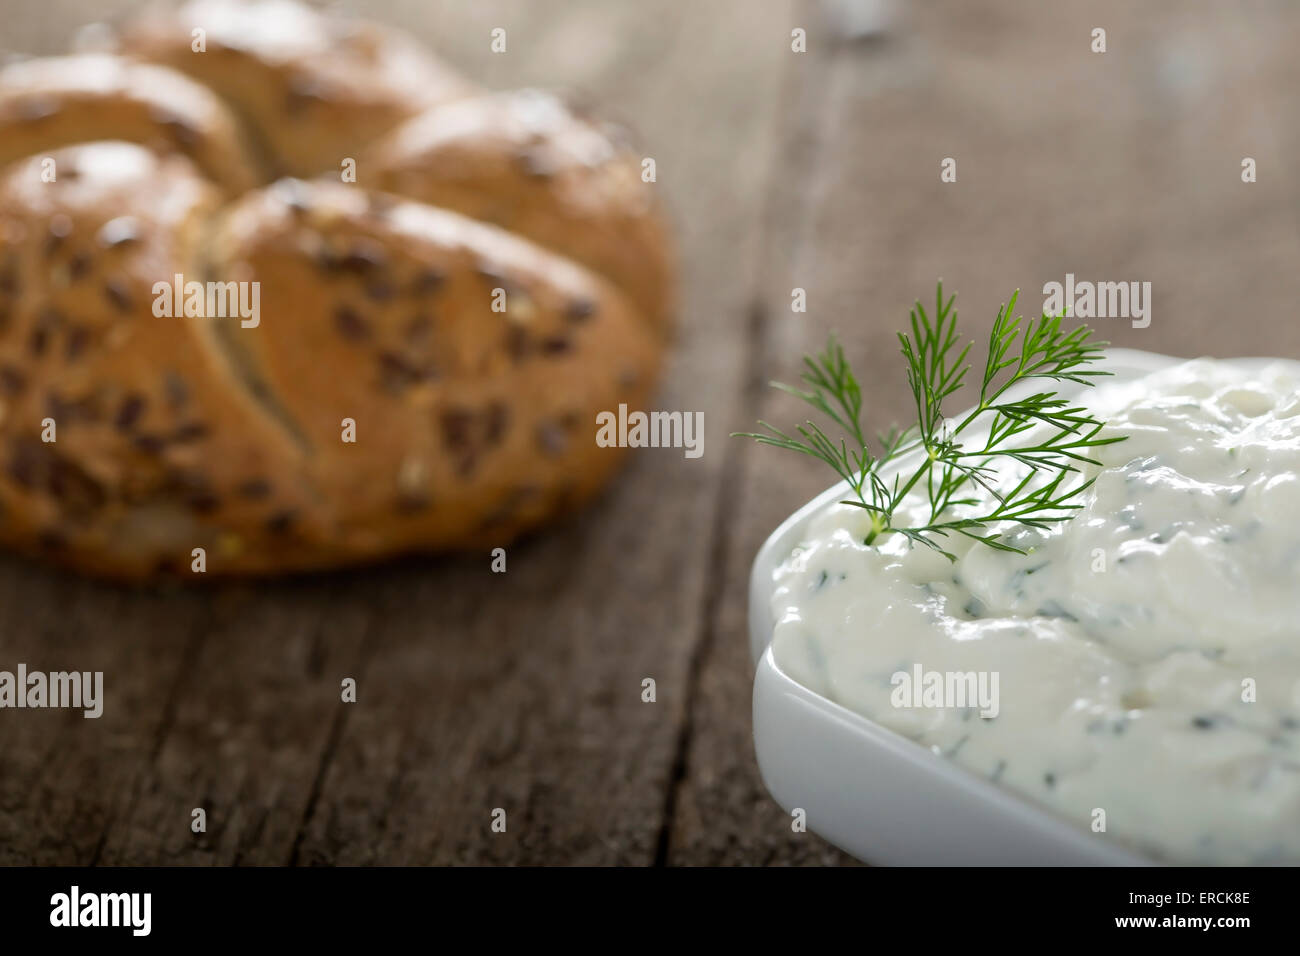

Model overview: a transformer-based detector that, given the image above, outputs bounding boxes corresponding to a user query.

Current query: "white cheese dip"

[769,358,1300,865]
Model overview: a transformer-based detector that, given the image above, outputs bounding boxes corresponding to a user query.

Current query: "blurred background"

[1,0,1297,865]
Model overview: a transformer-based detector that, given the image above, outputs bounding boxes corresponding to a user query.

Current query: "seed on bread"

[102,278,132,312]
[338,239,387,274]
[404,313,432,347]
[377,351,431,392]
[162,371,189,408]
[114,393,147,430]
[410,267,444,295]
[68,253,91,282]
[64,326,91,361]
[364,279,396,302]
[333,305,370,341]
[565,298,596,323]
[0,366,25,396]
[395,455,431,512]
[171,422,211,443]
[236,477,272,499]
[539,335,571,356]
[265,510,297,535]
[536,422,568,458]
[132,434,167,455]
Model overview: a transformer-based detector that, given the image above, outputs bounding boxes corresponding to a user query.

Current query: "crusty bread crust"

[0,1,673,580]
[366,90,675,334]
[116,0,478,178]
[0,54,261,195]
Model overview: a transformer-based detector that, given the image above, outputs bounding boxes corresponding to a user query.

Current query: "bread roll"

[0,0,673,580]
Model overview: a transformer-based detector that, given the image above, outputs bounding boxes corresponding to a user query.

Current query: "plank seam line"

[651,16,841,866]
[88,610,211,866]
[285,612,384,866]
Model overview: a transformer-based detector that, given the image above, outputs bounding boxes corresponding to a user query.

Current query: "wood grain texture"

[1,0,1298,865]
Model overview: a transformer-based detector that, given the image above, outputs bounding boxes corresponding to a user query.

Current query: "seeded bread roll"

[0,1,673,580]
[0,149,660,579]
[0,143,326,579]
[210,179,661,562]
[117,0,477,178]
[364,90,675,333]
[0,54,261,195]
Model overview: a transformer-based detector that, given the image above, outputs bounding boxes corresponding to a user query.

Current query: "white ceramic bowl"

[748,348,1289,866]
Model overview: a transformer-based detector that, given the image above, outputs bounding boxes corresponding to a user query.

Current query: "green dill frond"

[732,282,1127,558]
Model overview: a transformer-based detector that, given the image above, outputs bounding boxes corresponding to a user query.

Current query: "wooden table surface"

[2,0,1298,865]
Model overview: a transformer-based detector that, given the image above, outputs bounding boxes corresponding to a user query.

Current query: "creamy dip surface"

[769,358,1300,865]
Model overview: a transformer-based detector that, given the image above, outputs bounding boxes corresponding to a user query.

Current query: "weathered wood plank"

[291,0,796,866]
[668,0,1300,864]
[0,565,207,863]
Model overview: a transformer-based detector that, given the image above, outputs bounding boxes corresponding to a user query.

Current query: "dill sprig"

[735,282,1126,559]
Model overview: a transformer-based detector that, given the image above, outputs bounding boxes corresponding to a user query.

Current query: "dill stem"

[864,447,937,544]
[953,400,990,435]
[888,447,939,513]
